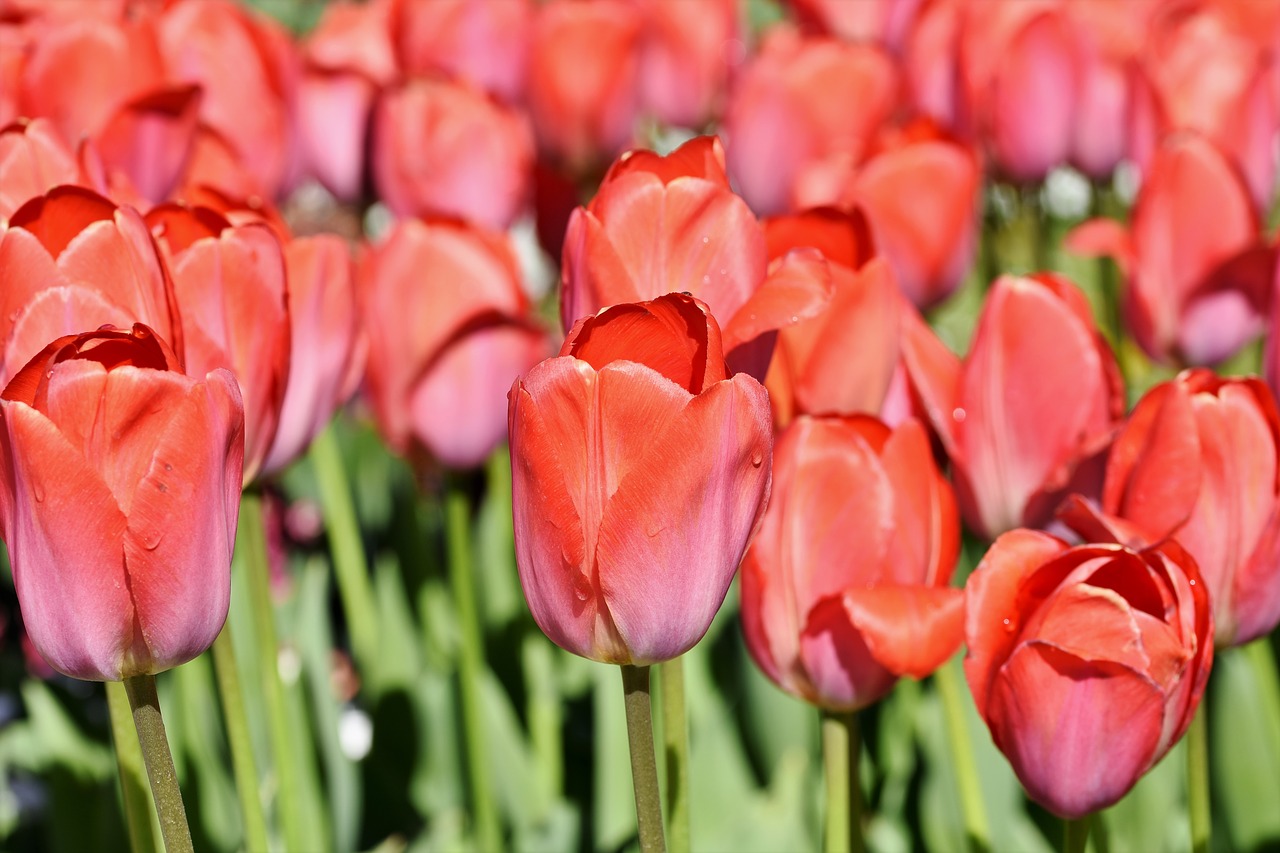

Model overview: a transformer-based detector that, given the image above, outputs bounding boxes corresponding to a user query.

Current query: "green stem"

[1023,184,1048,272]
[107,680,159,853]
[659,657,690,853]
[210,627,270,853]
[523,633,564,804]
[241,490,307,853]
[1090,182,1124,347]
[1187,703,1210,853]
[310,423,378,684]
[1243,638,1280,755]
[123,675,193,853]
[1062,815,1090,853]
[821,710,862,853]
[444,479,502,852]
[936,657,992,853]
[621,664,666,853]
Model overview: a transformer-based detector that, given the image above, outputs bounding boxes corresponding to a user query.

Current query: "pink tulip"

[903,273,1124,539]
[0,324,244,681]
[634,0,741,129]
[509,292,771,664]
[741,415,961,710]
[261,235,364,477]
[0,119,79,221]
[1064,370,1280,647]
[359,217,549,470]
[372,77,534,230]
[965,530,1212,818]
[1066,133,1271,366]
[723,24,898,215]
[390,0,532,104]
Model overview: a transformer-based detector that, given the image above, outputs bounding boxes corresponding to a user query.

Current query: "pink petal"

[798,594,897,710]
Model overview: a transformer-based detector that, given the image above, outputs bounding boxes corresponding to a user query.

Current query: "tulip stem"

[1062,815,1090,853]
[1187,703,1210,853]
[621,664,667,853]
[310,422,378,683]
[444,478,503,853]
[1022,184,1049,272]
[821,709,862,853]
[210,627,270,853]
[241,490,308,853]
[659,656,690,853]
[1090,181,1124,347]
[936,656,991,853]
[123,675,193,853]
[107,679,160,853]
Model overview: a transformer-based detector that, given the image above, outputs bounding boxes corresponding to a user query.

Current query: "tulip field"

[6,0,1280,851]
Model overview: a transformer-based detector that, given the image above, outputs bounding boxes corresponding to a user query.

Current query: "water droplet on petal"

[141,529,165,551]
[1189,579,1196,586]
[952,407,967,423]
[701,274,710,285]
[701,236,710,244]
[1002,618,1014,632]
[751,450,764,468]
[789,315,798,324]
[163,463,173,472]
[32,482,44,503]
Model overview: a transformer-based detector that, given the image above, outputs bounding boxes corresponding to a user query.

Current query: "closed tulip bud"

[509,293,771,664]
[965,530,1212,819]
[741,415,962,710]
[0,324,244,681]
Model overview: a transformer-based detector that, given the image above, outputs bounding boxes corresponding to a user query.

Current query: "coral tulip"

[1063,370,1280,647]
[741,415,962,710]
[0,324,244,681]
[509,293,771,664]
[965,530,1212,818]
[903,273,1124,539]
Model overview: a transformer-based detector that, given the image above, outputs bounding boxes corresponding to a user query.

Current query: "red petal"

[843,584,964,678]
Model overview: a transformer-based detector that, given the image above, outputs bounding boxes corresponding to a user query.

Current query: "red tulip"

[0,324,244,681]
[1064,370,1280,647]
[1067,133,1270,366]
[360,217,549,470]
[787,0,924,52]
[635,0,740,130]
[391,0,532,104]
[741,415,961,710]
[0,186,182,387]
[965,530,1212,818]
[372,76,534,230]
[527,0,643,173]
[903,273,1124,539]
[562,136,825,378]
[760,209,901,426]
[0,118,79,221]
[147,203,290,484]
[509,293,771,664]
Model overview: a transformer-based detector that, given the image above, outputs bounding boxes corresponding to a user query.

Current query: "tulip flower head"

[965,530,1212,819]
[741,415,963,711]
[509,293,772,665]
[0,324,245,681]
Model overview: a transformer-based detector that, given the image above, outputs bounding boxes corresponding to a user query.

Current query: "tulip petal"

[123,369,242,675]
[842,584,963,679]
[798,594,897,710]
[879,418,959,585]
[1,400,136,680]
[596,374,771,663]
[509,359,624,662]
[988,641,1163,818]
[899,304,962,459]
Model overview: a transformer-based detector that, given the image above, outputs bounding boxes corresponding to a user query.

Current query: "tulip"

[372,76,534,230]
[1066,133,1271,367]
[147,202,290,484]
[526,0,642,174]
[0,323,244,681]
[261,235,364,476]
[0,186,182,387]
[0,118,79,221]
[741,415,962,710]
[965,530,1212,818]
[509,292,771,664]
[902,273,1124,539]
[760,209,901,426]
[1063,370,1280,647]
[635,0,740,130]
[562,135,827,378]
[723,24,898,215]
[391,0,531,104]
[787,0,924,53]
[360,217,548,470]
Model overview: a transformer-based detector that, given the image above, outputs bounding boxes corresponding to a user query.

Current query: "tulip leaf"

[1209,642,1280,851]
[1100,737,1187,852]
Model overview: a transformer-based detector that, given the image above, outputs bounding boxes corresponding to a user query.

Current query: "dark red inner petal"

[567,294,716,394]
[9,185,118,258]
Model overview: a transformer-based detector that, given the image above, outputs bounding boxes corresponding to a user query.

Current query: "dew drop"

[952,407,967,423]
[141,529,165,551]
[789,315,798,323]
[701,235,710,244]
[163,462,173,472]
[751,450,764,467]
[701,274,711,285]
[1188,579,1196,586]
[1002,617,1014,632]
[647,523,663,538]
[32,482,45,503]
